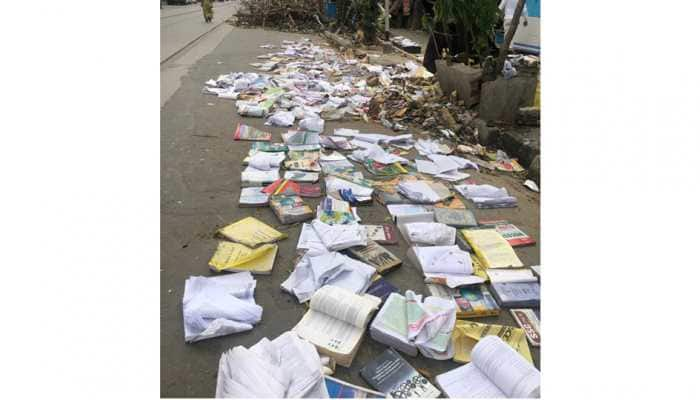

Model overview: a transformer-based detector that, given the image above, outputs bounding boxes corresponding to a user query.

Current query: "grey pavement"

[161,24,540,398]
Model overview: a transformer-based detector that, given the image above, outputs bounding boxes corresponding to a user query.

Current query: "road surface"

[161,1,239,63]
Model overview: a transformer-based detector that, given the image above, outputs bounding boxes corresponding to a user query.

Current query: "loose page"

[452,321,532,364]
[471,336,541,398]
[436,363,505,398]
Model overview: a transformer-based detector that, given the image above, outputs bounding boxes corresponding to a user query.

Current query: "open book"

[294,285,381,367]
[436,336,541,398]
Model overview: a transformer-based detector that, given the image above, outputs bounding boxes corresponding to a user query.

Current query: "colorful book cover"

[262,179,301,196]
[269,195,314,224]
[363,160,407,177]
[282,130,320,145]
[478,219,536,247]
[284,159,321,172]
[233,123,272,141]
[510,309,541,347]
[299,183,322,198]
[287,150,320,161]
[251,142,288,152]
[455,285,501,318]
[434,198,467,209]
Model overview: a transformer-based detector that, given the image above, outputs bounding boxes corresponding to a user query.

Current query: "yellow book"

[452,320,533,364]
[208,242,278,274]
[461,229,523,268]
[217,216,287,247]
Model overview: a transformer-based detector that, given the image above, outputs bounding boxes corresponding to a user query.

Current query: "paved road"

[160,25,541,397]
[161,1,239,63]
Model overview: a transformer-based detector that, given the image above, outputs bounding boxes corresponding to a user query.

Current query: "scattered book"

[435,336,540,398]
[285,158,321,172]
[461,229,524,268]
[363,160,407,176]
[510,309,541,347]
[360,348,441,399]
[269,195,314,224]
[486,268,538,284]
[489,282,541,308]
[241,167,279,186]
[294,285,381,367]
[262,179,301,196]
[365,276,399,305]
[217,216,287,247]
[284,171,319,182]
[434,208,478,228]
[238,187,269,207]
[478,219,536,247]
[251,141,287,152]
[299,183,322,197]
[426,284,500,318]
[208,242,278,274]
[373,190,411,205]
[452,320,533,364]
[233,123,272,141]
[346,240,402,274]
[324,376,386,398]
[362,224,398,245]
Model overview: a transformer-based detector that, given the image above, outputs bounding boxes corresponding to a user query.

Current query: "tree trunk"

[496,0,526,72]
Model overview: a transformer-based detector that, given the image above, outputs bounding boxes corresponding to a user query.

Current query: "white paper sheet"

[183,272,263,343]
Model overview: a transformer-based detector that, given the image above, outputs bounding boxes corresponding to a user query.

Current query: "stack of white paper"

[182,272,263,343]
[242,165,279,184]
[215,331,329,398]
[296,223,330,257]
[403,222,456,245]
[369,291,456,360]
[454,184,517,208]
[281,251,376,303]
[311,219,368,250]
[247,152,285,171]
[397,181,442,203]
[407,245,486,288]
[349,142,408,165]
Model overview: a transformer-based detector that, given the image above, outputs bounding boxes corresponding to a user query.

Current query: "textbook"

[217,216,287,247]
[233,123,272,141]
[461,229,524,268]
[452,320,533,364]
[238,187,269,207]
[251,141,287,152]
[477,219,536,247]
[208,242,278,274]
[426,284,501,318]
[360,348,440,399]
[510,309,541,347]
[284,171,320,182]
[434,208,478,228]
[346,240,402,274]
[362,224,398,245]
[490,282,541,308]
[324,376,386,398]
[269,195,314,224]
[365,276,399,305]
[436,336,540,398]
[294,285,381,367]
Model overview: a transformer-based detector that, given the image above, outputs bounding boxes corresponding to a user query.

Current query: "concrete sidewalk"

[161,26,540,398]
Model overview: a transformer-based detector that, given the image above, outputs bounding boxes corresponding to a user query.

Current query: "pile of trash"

[203,38,483,146]
[233,0,325,33]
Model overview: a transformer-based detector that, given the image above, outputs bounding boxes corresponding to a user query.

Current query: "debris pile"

[234,0,325,32]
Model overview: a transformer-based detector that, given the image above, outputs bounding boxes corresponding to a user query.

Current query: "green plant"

[432,0,500,62]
